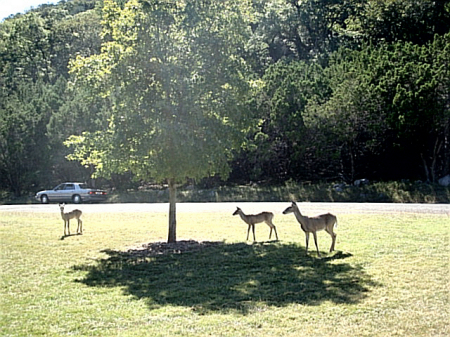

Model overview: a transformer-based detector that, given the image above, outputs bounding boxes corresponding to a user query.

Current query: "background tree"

[1,0,449,197]
[231,60,330,182]
[0,2,102,195]
[304,47,388,181]
[0,13,55,194]
[67,0,253,242]
[304,34,450,182]
[246,0,359,70]
[383,35,450,182]
[343,0,450,46]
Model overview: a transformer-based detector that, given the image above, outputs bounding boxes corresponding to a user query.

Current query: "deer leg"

[246,225,251,241]
[325,226,336,252]
[266,220,273,240]
[267,221,278,241]
[251,224,256,241]
[305,232,310,253]
[77,219,83,234]
[312,231,321,257]
[65,220,70,236]
[330,232,336,252]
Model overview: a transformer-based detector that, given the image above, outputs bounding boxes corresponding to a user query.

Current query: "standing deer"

[232,207,279,241]
[283,202,337,257]
[59,203,83,236]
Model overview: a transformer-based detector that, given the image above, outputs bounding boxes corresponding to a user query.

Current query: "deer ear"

[292,201,297,205]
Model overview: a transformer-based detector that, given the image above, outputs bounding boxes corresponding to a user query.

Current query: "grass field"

[1,207,449,336]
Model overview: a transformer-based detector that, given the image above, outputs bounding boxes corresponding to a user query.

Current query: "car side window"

[55,184,65,191]
[65,184,75,190]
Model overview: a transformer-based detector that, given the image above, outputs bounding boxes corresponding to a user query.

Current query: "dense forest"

[1,0,449,197]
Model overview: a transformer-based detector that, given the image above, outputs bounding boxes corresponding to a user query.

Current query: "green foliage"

[343,0,450,46]
[244,30,449,183]
[0,79,58,194]
[0,3,102,195]
[67,0,256,242]
[68,0,254,184]
[233,60,329,181]
[246,0,358,68]
[305,35,450,181]
[1,0,449,195]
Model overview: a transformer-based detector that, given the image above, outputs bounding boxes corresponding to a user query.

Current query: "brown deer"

[233,207,279,241]
[59,203,82,236]
[283,202,337,257]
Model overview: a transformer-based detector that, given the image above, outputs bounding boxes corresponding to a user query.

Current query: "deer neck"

[238,211,249,223]
[293,208,308,231]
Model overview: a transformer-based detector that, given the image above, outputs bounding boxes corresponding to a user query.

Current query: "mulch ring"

[125,240,224,258]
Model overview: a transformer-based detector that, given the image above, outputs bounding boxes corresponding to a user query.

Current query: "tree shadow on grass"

[73,241,378,314]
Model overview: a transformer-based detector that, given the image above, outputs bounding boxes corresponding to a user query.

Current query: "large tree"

[67,0,253,242]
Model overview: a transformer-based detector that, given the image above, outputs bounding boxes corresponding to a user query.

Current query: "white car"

[35,182,107,204]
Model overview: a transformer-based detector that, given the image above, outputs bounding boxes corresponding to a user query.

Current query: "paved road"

[1,202,449,215]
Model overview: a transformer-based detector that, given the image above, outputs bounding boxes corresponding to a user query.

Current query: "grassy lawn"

[1,208,449,336]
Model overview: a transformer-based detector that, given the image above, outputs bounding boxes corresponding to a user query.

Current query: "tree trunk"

[349,143,355,183]
[421,153,431,182]
[167,179,177,243]
[430,138,443,183]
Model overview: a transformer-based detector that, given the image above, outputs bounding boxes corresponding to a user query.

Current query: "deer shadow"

[72,241,377,314]
[60,233,82,240]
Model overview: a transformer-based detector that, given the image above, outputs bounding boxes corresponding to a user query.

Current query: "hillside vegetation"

[1,0,449,196]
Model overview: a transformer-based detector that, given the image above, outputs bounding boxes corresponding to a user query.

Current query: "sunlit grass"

[1,209,449,336]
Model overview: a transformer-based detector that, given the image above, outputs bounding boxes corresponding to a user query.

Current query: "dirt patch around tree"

[125,240,225,257]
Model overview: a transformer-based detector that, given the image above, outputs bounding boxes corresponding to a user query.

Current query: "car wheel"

[40,195,49,204]
[72,195,82,204]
